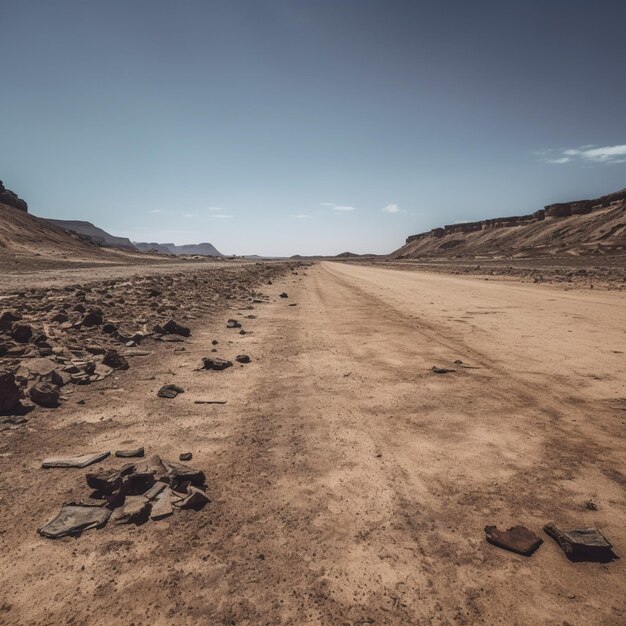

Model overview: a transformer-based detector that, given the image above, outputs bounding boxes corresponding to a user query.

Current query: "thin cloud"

[322,202,357,212]
[208,206,226,211]
[543,144,626,164]
[290,214,313,219]
[381,203,401,213]
[210,214,233,219]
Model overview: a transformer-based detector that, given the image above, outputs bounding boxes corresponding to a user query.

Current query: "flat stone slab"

[42,451,110,469]
[485,525,543,556]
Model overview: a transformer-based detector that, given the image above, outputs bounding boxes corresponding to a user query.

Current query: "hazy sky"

[1,1,625,256]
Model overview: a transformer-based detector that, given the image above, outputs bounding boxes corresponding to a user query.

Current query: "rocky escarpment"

[0,181,28,212]
[46,219,136,250]
[394,188,626,259]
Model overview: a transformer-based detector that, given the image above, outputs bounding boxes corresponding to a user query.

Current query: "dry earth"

[1,261,625,625]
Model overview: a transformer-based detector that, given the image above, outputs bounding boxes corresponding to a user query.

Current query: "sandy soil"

[1,261,625,625]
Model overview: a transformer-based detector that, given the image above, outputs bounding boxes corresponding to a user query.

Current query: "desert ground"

[1,260,625,625]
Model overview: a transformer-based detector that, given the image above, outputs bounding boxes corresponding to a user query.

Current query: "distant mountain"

[133,241,223,256]
[46,219,135,250]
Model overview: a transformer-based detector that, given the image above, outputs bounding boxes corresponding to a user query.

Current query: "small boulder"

[102,349,129,370]
[202,357,233,371]
[236,355,251,364]
[157,384,184,398]
[29,382,60,408]
[163,319,191,337]
[0,370,21,414]
[12,324,33,343]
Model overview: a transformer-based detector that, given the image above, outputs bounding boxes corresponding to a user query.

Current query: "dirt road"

[1,262,625,625]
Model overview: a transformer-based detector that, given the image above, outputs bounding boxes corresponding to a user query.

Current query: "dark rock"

[102,323,117,334]
[279,292,288,298]
[432,366,456,374]
[50,312,69,323]
[544,522,616,562]
[12,324,33,343]
[163,319,191,337]
[236,354,251,364]
[0,370,21,415]
[485,525,543,556]
[179,452,192,461]
[0,311,21,332]
[226,319,241,329]
[81,311,103,327]
[0,181,28,212]
[102,349,129,370]
[29,382,60,408]
[157,384,184,398]
[202,357,233,371]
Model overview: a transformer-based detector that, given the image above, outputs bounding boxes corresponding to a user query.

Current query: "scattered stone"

[194,400,227,404]
[289,303,297,307]
[157,384,184,398]
[211,339,218,345]
[29,382,60,408]
[179,452,192,461]
[102,349,129,370]
[162,319,191,337]
[226,319,241,329]
[202,357,233,371]
[0,370,20,415]
[38,503,112,539]
[236,354,251,364]
[42,451,111,469]
[111,496,151,525]
[150,488,174,520]
[585,500,599,511]
[279,292,288,298]
[485,525,543,556]
[102,323,117,334]
[172,485,210,509]
[543,522,616,561]
[115,447,145,458]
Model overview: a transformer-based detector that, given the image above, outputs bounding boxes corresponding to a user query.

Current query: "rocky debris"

[40,453,208,538]
[202,357,233,371]
[226,319,241,329]
[544,522,616,562]
[115,447,144,458]
[0,263,307,415]
[157,384,184,398]
[236,354,251,364]
[162,319,191,337]
[42,451,111,469]
[179,452,192,461]
[485,525,543,556]
[0,370,21,414]
[102,349,129,370]
[29,382,60,408]
[432,366,456,374]
[0,180,28,212]
[279,292,288,298]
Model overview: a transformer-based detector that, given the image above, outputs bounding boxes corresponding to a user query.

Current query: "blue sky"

[1,0,625,256]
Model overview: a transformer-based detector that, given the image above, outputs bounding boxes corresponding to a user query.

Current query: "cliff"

[393,188,626,258]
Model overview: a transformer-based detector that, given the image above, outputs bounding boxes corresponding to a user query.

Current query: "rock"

[102,323,117,334]
[236,354,251,364]
[279,292,288,298]
[0,370,21,414]
[85,345,106,355]
[110,496,151,525]
[102,349,129,370]
[226,319,241,329]
[179,452,192,461]
[432,366,456,374]
[29,382,60,408]
[50,369,72,387]
[162,319,191,337]
[115,447,145,458]
[157,384,184,398]
[485,525,543,556]
[50,312,69,323]
[202,357,233,371]
[81,311,103,327]
[0,311,21,332]
[0,181,28,212]
[543,522,616,561]
[12,323,33,343]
